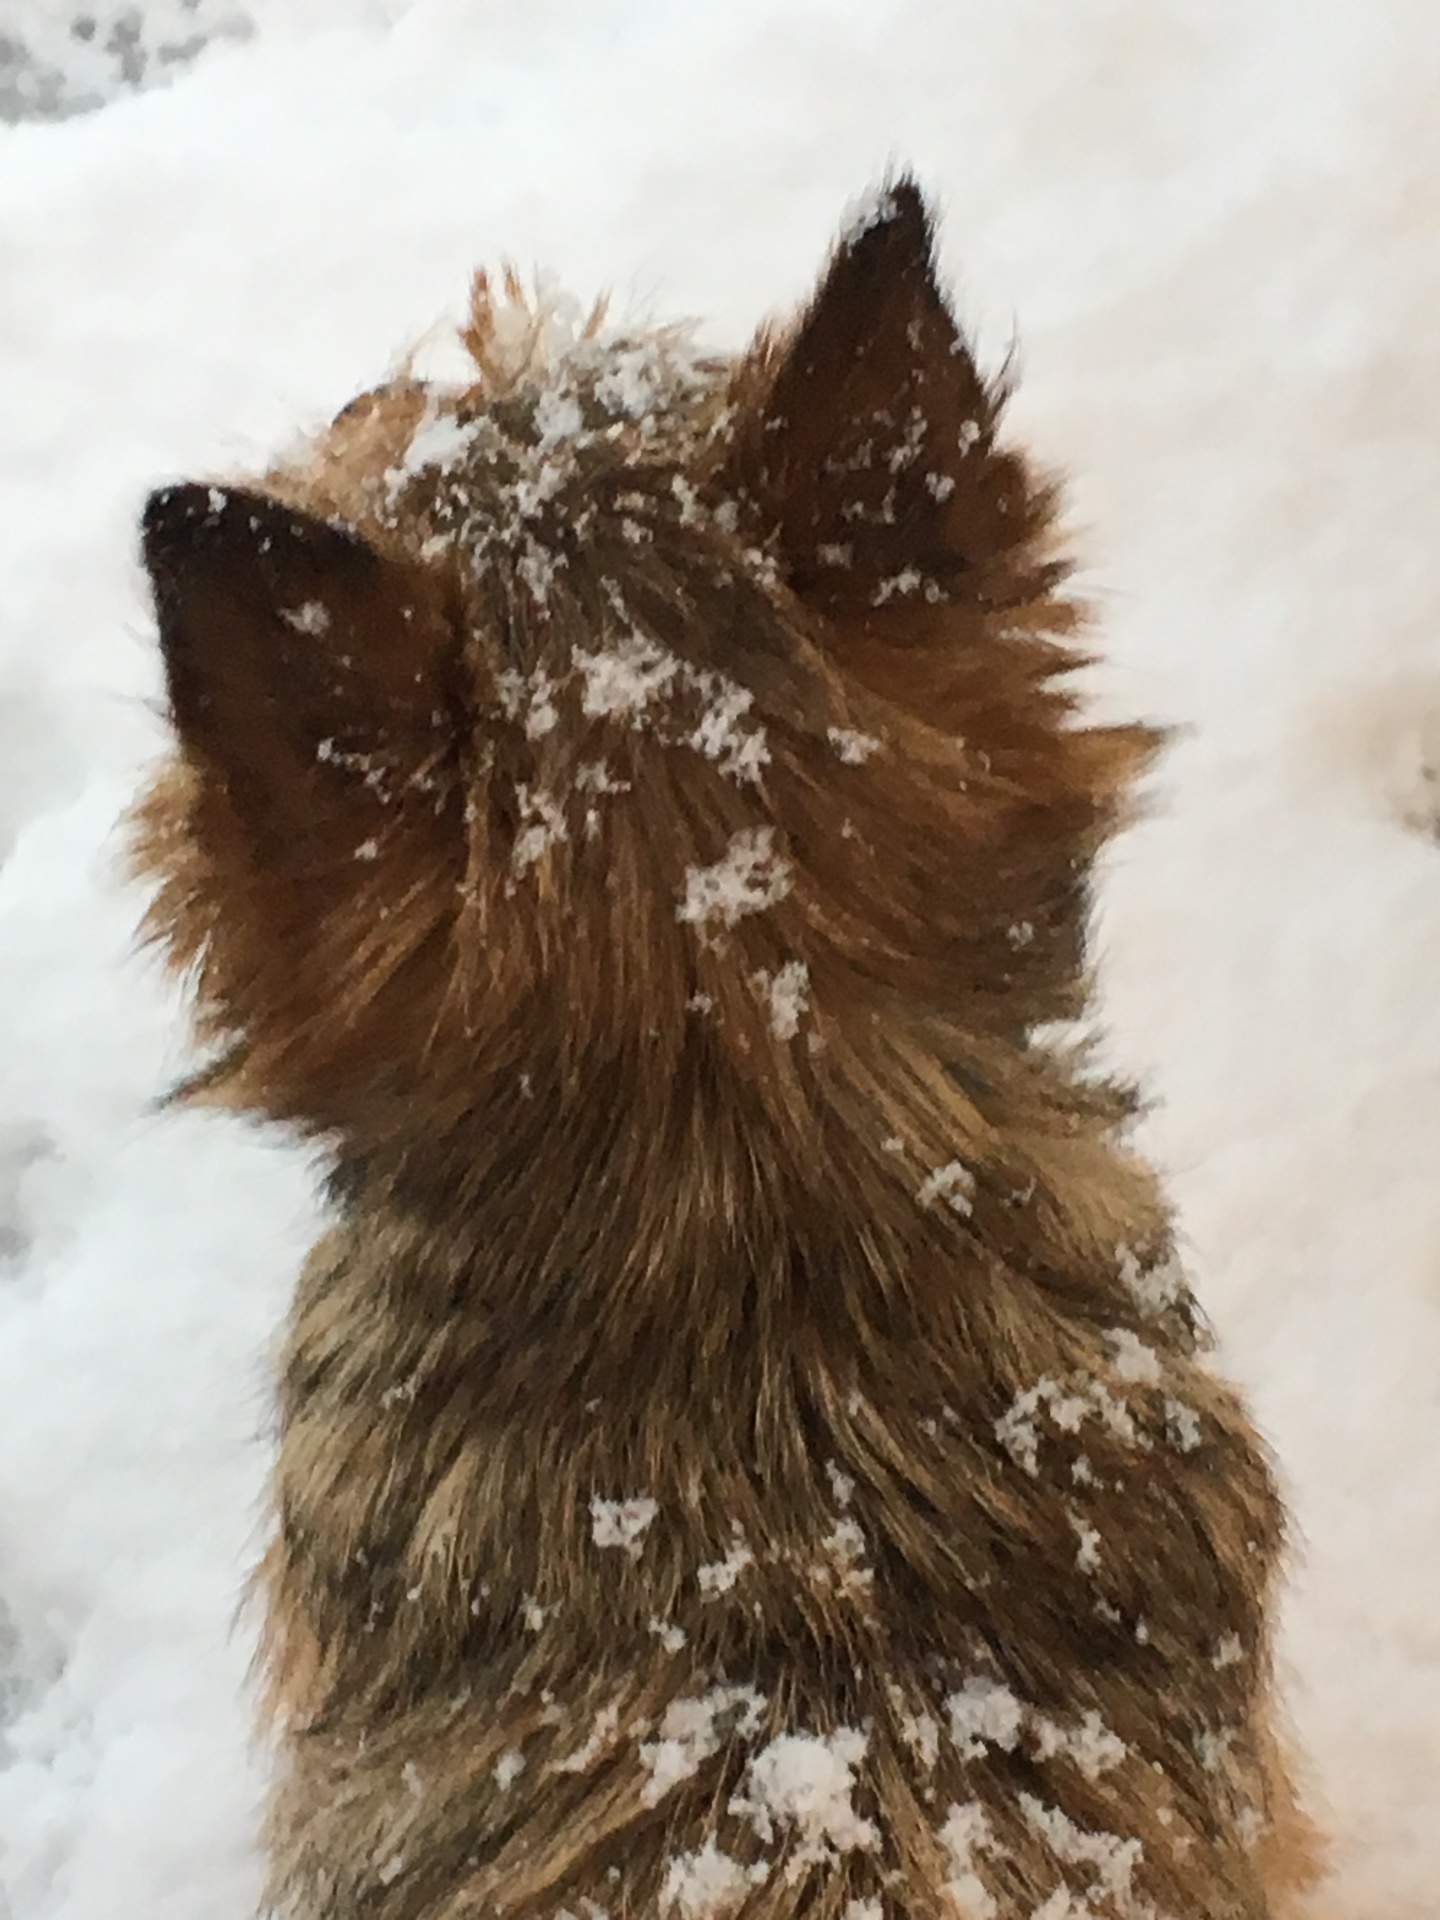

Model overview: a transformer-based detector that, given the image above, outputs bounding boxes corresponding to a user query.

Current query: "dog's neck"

[315,1011,1179,1419]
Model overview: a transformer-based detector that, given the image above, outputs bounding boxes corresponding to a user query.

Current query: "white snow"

[686,673,770,784]
[1068,1516,1103,1576]
[827,727,882,764]
[277,599,330,636]
[947,1681,1130,1787]
[497,667,561,741]
[510,784,569,874]
[588,1495,658,1557]
[1104,1327,1162,1386]
[677,829,793,931]
[1115,1245,1186,1319]
[0,0,250,121]
[938,1802,998,1920]
[397,407,477,480]
[640,1686,766,1806]
[696,1530,754,1597]
[1162,1397,1202,1454]
[730,1728,878,1862]
[571,636,769,782]
[557,1704,621,1776]
[816,1516,872,1597]
[573,632,682,723]
[0,6,1435,1920]
[890,1690,940,1773]
[1030,1712,1126,1785]
[1018,1796,1140,1908]
[660,1839,765,1920]
[916,1160,976,1217]
[593,342,682,424]
[946,1677,1024,1761]
[753,960,810,1041]
[995,1375,1143,1476]
[648,1615,688,1654]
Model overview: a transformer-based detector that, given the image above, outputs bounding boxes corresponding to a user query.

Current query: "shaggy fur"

[132,182,1317,1920]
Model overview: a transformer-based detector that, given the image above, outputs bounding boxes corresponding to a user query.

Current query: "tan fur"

[131,180,1319,1920]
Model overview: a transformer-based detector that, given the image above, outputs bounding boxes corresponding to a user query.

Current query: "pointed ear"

[726,178,1058,620]
[142,485,457,853]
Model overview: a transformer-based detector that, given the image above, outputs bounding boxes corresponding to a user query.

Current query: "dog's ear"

[728,178,1057,622]
[142,485,456,858]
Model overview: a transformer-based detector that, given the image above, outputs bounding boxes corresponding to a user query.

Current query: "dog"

[132,179,1317,1920]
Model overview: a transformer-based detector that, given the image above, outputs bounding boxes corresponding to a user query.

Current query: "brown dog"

[132,181,1315,1920]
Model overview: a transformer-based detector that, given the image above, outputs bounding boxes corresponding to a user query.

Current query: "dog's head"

[134,181,1148,1170]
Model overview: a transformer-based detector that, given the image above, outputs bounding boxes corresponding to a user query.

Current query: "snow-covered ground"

[0,3,1437,1915]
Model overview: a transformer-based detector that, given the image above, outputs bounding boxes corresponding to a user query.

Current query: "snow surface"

[0,2,1438,1916]
[0,1,251,123]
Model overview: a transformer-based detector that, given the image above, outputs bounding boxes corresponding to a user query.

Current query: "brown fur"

[131,181,1319,1920]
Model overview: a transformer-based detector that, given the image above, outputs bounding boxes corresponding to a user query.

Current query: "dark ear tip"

[144,480,217,539]
[839,172,934,257]
[142,482,256,574]
[141,483,368,585]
